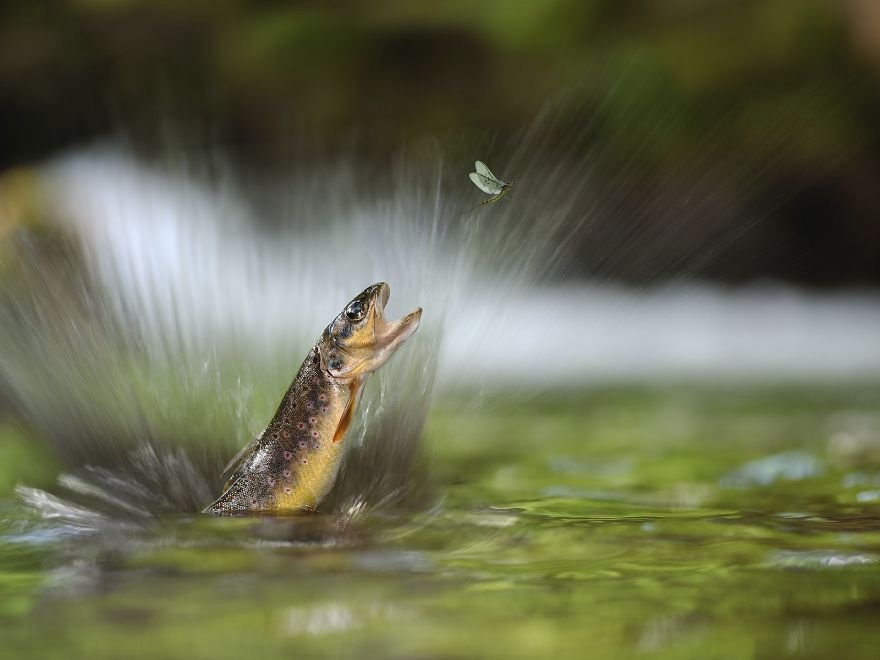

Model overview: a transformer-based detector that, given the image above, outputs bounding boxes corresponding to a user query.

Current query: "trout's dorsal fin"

[221,428,264,487]
[333,379,363,443]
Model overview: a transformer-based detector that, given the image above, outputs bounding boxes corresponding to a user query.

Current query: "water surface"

[3,387,880,658]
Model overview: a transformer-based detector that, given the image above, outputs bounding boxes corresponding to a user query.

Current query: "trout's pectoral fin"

[333,379,363,443]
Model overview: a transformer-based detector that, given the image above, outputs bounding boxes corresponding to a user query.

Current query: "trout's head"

[318,282,422,381]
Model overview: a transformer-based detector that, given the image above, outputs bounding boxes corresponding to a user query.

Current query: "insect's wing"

[469,172,503,195]
[474,160,498,181]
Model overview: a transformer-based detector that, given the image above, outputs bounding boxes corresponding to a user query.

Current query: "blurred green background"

[4,5,880,658]
[2,0,880,285]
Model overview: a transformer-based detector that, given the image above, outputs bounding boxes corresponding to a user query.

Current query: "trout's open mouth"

[321,282,422,380]
[372,282,422,355]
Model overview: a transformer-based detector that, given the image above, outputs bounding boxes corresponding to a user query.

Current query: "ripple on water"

[766,550,879,570]
[720,451,824,488]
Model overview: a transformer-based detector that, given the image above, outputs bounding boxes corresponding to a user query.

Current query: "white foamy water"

[448,283,880,385]
[35,149,880,389]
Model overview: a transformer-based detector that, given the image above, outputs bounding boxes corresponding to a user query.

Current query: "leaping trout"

[204,282,422,514]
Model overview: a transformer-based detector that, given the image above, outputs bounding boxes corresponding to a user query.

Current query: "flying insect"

[469,160,512,205]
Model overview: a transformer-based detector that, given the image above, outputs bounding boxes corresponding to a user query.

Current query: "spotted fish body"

[206,348,355,513]
[204,283,421,515]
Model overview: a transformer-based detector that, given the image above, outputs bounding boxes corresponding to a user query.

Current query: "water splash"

[1,84,878,528]
[1,137,578,521]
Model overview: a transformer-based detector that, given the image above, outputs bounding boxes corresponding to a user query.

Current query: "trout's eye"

[345,300,365,322]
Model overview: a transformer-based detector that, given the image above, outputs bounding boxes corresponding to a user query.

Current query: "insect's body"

[479,182,511,205]
[204,283,421,515]
[469,160,512,205]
